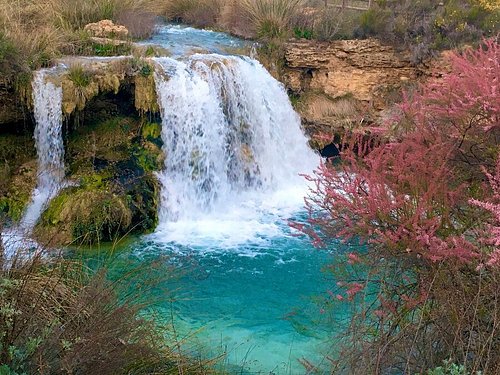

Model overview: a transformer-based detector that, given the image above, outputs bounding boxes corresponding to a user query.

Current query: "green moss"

[141,122,162,140]
[80,172,111,189]
[38,186,133,244]
[92,42,131,57]
[35,113,164,245]
[0,196,28,222]
[133,142,163,172]
[68,117,139,168]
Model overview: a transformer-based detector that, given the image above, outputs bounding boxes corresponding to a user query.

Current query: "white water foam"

[153,54,318,247]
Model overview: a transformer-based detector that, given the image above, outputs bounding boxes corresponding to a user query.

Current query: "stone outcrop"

[84,20,129,39]
[280,39,427,142]
[283,39,417,107]
[55,57,159,116]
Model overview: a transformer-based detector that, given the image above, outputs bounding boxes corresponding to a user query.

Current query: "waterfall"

[20,70,65,230]
[153,54,318,245]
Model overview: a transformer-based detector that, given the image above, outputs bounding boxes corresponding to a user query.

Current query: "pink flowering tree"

[298,39,500,373]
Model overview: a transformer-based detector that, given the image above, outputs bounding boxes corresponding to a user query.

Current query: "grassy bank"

[162,0,498,62]
[1,0,498,80]
[0,241,216,374]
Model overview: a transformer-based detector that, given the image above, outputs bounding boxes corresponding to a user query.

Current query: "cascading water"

[143,52,338,372]
[20,70,65,230]
[153,54,319,246]
[1,69,64,262]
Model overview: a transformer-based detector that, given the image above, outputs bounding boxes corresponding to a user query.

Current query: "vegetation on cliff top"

[1,0,498,81]
[0,0,164,78]
[160,0,498,63]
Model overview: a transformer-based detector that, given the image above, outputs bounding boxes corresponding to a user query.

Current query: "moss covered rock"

[36,114,163,246]
[36,187,131,245]
[0,135,37,222]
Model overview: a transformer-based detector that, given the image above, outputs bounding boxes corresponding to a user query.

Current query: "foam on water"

[152,54,318,248]
[142,51,335,372]
[1,69,64,263]
[143,24,248,56]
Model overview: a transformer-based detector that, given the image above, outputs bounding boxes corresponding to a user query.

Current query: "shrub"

[219,0,256,38]
[48,0,164,32]
[359,0,499,62]
[313,7,360,41]
[68,64,92,87]
[116,10,157,39]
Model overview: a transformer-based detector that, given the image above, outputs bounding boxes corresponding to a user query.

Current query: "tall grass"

[0,0,63,74]
[46,0,163,33]
[242,0,302,39]
[0,0,164,77]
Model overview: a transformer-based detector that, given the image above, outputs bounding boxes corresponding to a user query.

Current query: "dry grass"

[0,0,164,77]
[298,92,366,129]
[162,0,224,28]
[242,0,302,39]
[0,241,214,374]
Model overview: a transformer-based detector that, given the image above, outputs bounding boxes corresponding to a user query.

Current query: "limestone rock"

[84,20,129,39]
[282,39,422,137]
[283,39,416,104]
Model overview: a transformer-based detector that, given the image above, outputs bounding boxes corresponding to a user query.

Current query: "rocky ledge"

[281,39,427,143]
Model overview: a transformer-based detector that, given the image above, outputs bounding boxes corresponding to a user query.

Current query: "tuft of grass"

[0,238,214,374]
[242,0,303,40]
[68,64,92,87]
[0,0,164,78]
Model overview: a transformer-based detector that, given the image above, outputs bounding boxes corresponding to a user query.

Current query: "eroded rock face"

[56,57,160,116]
[84,20,129,39]
[283,39,418,107]
[281,39,426,142]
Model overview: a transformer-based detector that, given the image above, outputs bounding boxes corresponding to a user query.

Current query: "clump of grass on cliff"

[242,0,302,39]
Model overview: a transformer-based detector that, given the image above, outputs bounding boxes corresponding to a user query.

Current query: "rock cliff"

[281,39,424,141]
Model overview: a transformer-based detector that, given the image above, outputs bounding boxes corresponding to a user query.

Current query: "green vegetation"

[160,0,498,63]
[0,0,164,78]
[298,39,500,374]
[67,64,92,87]
[34,116,163,247]
[425,360,481,375]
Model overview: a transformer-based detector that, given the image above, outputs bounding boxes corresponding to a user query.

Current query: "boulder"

[84,20,129,39]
